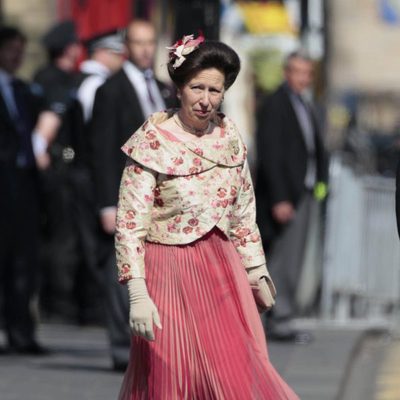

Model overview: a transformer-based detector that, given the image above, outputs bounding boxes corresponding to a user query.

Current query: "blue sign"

[379,0,400,24]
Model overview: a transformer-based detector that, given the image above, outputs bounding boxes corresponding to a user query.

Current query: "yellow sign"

[238,2,295,34]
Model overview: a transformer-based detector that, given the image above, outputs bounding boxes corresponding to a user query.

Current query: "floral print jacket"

[115,111,267,282]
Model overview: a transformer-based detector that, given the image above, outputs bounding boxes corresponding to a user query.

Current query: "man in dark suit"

[396,160,400,238]
[255,51,327,341]
[0,26,46,354]
[33,21,100,324]
[90,19,175,370]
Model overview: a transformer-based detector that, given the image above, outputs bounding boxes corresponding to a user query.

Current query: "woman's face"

[179,68,225,128]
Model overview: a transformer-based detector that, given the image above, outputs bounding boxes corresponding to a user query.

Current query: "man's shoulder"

[94,69,126,99]
[259,85,289,110]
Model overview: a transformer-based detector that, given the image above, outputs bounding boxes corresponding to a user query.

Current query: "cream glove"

[247,264,277,312]
[127,278,162,341]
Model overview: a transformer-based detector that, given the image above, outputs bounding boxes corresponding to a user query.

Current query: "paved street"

[0,320,397,399]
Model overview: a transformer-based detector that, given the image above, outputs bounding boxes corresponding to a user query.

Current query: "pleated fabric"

[118,228,299,400]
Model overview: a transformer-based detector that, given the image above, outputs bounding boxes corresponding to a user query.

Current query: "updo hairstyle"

[168,41,241,90]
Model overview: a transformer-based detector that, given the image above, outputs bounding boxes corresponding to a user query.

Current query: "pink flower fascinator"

[167,32,205,69]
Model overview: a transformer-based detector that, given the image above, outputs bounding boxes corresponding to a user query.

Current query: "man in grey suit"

[255,51,327,342]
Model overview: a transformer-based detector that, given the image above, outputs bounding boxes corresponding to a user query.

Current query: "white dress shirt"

[122,61,166,118]
[77,60,112,122]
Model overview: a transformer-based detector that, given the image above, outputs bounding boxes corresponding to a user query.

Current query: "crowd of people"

[0,19,175,363]
[0,16,327,397]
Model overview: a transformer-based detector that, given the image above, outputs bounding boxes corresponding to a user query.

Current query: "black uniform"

[34,64,99,323]
[0,77,43,350]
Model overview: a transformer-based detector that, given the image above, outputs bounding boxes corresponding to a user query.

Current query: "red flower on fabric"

[125,210,136,219]
[167,222,179,233]
[146,130,156,140]
[173,157,184,165]
[154,187,161,197]
[188,218,199,227]
[150,140,160,150]
[126,221,136,230]
[166,167,176,175]
[193,157,202,166]
[122,264,130,274]
[193,147,203,156]
[235,227,251,239]
[133,165,143,174]
[217,187,227,198]
[183,226,193,234]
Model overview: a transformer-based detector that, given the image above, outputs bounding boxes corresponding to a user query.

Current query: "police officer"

[34,21,98,323]
[77,31,125,123]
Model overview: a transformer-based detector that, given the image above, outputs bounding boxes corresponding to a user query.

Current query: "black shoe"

[10,342,51,356]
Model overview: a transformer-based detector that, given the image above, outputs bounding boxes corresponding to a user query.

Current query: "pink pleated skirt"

[119,228,299,400]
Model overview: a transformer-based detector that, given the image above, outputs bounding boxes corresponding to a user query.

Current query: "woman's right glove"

[127,278,162,341]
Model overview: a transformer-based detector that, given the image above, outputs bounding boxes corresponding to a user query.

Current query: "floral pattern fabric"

[115,111,267,282]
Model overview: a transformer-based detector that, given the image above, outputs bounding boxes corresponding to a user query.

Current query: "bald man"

[90,20,175,371]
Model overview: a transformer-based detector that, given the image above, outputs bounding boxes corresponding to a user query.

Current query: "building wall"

[329,0,400,93]
[2,0,57,79]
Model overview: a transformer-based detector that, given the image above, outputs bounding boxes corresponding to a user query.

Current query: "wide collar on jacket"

[122,110,247,176]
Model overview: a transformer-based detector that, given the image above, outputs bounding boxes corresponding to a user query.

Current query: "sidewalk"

[0,320,381,400]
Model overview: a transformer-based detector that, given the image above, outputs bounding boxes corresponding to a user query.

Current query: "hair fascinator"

[167,32,205,69]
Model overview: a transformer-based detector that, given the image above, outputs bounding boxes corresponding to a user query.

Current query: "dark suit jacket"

[0,78,41,233]
[396,159,400,238]
[0,79,41,165]
[255,84,327,245]
[90,68,175,210]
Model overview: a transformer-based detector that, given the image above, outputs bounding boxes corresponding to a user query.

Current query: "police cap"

[42,20,78,51]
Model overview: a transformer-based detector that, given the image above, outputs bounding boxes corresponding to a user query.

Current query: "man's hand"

[100,207,117,234]
[35,111,61,143]
[272,201,295,224]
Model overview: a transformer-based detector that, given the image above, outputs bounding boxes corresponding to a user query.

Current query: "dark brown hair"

[168,40,240,90]
[0,26,26,49]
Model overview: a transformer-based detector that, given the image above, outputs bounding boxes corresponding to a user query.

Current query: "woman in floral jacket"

[115,35,299,399]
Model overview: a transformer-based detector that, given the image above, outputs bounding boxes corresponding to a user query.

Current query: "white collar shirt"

[122,61,166,118]
[78,60,112,122]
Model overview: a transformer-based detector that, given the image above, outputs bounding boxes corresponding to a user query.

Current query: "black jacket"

[90,68,175,209]
[34,64,86,168]
[255,84,327,245]
[0,78,41,222]
[0,78,41,166]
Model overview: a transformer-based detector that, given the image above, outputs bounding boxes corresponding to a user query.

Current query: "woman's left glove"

[246,264,277,312]
[127,278,162,341]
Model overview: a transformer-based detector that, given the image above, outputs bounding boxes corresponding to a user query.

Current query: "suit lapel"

[0,90,17,132]
[281,87,308,151]
[119,69,145,122]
